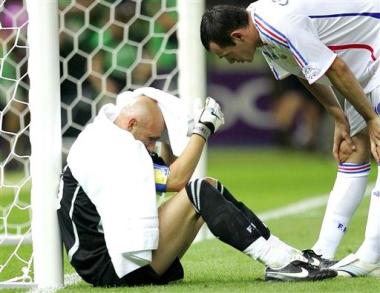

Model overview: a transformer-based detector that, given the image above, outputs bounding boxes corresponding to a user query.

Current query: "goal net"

[0,0,205,288]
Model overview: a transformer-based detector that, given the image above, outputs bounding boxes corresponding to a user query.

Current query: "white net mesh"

[0,0,33,285]
[59,0,178,153]
[0,0,180,285]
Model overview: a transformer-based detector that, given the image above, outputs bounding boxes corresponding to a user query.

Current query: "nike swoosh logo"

[309,257,321,266]
[210,110,219,118]
[270,267,309,278]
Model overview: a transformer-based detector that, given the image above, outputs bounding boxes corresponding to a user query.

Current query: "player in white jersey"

[200,0,380,277]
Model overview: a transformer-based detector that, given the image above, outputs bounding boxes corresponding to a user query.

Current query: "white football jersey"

[248,0,380,93]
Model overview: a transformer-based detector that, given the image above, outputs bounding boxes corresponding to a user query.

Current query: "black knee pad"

[186,179,262,251]
[214,180,271,240]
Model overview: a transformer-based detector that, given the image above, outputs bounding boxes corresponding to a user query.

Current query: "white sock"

[270,234,301,254]
[356,172,380,264]
[312,163,370,259]
[244,235,303,269]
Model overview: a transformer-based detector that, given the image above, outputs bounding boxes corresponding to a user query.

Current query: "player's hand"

[333,118,355,162]
[367,116,380,162]
[192,97,224,141]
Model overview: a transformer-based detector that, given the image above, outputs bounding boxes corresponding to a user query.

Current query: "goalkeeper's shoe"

[265,260,337,281]
[330,253,380,277]
[302,249,338,269]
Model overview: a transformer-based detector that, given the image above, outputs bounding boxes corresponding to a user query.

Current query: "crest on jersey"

[302,64,321,81]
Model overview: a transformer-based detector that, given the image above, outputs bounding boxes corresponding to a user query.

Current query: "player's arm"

[297,76,344,121]
[324,57,376,121]
[297,76,354,162]
[164,98,224,192]
[165,135,205,192]
[325,56,380,161]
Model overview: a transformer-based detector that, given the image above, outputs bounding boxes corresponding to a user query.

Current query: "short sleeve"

[284,15,337,84]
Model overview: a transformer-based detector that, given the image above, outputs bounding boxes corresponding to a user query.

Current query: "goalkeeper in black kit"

[57,87,336,287]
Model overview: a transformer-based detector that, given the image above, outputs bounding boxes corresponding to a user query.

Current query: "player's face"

[132,117,165,153]
[209,40,255,64]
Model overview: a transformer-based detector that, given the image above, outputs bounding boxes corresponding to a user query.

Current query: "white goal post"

[0,0,206,289]
[27,0,64,288]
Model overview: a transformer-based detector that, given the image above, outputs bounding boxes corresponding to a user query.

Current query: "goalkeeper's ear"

[126,117,137,132]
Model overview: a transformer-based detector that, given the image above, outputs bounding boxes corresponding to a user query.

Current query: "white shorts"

[345,86,380,137]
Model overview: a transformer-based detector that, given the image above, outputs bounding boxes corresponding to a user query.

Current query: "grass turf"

[0,148,378,292]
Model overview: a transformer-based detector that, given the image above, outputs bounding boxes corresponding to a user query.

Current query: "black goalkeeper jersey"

[57,166,112,285]
[57,153,166,285]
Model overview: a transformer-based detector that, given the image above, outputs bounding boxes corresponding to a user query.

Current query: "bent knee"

[203,177,218,188]
[339,140,356,161]
[340,131,370,163]
[159,188,200,221]
[185,178,218,214]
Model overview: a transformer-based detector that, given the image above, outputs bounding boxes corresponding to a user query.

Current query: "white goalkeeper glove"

[192,97,224,141]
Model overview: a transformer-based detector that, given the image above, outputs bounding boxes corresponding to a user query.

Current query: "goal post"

[178,0,207,179]
[177,0,211,241]
[0,0,207,288]
[27,0,63,288]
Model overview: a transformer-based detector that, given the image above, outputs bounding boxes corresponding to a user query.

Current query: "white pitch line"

[31,183,375,291]
[259,183,374,222]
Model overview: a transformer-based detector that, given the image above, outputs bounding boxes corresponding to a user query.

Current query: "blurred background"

[0,0,336,161]
[202,0,333,151]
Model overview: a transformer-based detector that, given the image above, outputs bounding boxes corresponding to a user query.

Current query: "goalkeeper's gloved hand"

[192,97,224,141]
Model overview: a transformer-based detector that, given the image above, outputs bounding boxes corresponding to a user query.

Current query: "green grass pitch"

[1,148,379,292]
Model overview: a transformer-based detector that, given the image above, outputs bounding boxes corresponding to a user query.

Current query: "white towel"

[116,87,192,156]
[67,104,159,278]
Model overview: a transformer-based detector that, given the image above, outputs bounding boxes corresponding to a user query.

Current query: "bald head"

[115,95,165,152]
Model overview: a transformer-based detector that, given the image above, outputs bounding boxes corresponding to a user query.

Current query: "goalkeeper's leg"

[150,187,204,276]
[186,178,336,280]
[209,177,271,237]
[151,178,336,281]
[209,177,299,254]
[185,178,300,267]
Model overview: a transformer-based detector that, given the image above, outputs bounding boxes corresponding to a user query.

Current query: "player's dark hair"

[200,5,249,50]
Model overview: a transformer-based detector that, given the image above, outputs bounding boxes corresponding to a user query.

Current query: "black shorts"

[93,258,184,287]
